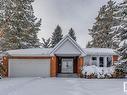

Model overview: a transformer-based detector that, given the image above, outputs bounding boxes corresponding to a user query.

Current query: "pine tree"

[110,0,127,74]
[0,0,41,50]
[51,25,63,47]
[68,28,76,41]
[113,1,127,64]
[87,0,117,48]
[0,0,6,50]
[41,38,51,48]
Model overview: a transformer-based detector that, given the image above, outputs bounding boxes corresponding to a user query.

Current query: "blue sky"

[33,0,123,47]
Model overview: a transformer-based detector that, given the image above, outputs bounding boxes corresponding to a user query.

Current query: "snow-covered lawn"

[0,77,126,95]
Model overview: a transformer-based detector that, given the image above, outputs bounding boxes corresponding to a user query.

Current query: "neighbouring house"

[2,35,118,77]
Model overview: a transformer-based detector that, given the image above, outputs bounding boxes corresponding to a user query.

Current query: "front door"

[61,58,73,73]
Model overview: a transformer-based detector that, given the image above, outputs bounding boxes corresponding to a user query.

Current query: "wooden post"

[112,55,118,65]
[50,56,57,77]
[2,56,8,77]
[77,57,84,77]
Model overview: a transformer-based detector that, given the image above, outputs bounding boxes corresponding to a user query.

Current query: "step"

[57,73,78,78]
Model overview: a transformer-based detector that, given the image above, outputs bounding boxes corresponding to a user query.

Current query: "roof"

[83,48,117,56]
[7,48,52,56]
[5,36,117,57]
[6,48,117,57]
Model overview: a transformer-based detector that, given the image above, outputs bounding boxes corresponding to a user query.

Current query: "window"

[92,57,97,66]
[99,57,104,67]
[92,57,97,60]
[107,57,112,67]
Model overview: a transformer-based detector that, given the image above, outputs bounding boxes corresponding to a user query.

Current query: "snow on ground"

[0,77,126,95]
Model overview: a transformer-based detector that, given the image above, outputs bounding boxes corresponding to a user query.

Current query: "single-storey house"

[2,35,118,77]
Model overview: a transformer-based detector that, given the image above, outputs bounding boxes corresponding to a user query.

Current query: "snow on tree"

[87,0,117,49]
[41,38,51,48]
[51,25,63,47]
[68,28,76,41]
[0,0,41,50]
[115,1,127,66]
[110,0,127,73]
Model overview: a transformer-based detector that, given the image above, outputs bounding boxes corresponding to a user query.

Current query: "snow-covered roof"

[7,48,52,56]
[83,48,117,56]
[6,48,117,57]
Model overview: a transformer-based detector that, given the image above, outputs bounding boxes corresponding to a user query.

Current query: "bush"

[114,63,127,78]
[81,65,115,79]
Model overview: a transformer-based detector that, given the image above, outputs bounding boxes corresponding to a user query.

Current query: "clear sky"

[33,0,123,48]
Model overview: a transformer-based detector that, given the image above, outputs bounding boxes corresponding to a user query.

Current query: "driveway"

[0,78,126,95]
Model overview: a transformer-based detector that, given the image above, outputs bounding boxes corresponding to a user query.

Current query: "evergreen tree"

[0,0,41,50]
[41,38,51,48]
[112,1,127,65]
[0,0,5,50]
[109,0,127,74]
[68,28,76,41]
[51,25,63,47]
[87,0,117,48]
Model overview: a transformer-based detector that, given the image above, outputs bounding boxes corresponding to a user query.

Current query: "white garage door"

[9,59,50,77]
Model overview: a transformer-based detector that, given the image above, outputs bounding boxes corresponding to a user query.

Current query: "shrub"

[82,65,115,79]
[114,63,127,78]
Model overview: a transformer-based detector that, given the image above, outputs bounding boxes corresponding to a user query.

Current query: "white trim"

[50,35,86,56]
[104,57,107,67]
[97,56,99,67]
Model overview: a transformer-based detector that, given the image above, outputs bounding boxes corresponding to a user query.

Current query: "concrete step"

[57,73,78,78]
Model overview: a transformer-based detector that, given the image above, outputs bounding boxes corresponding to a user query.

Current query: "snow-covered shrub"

[82,65,115,79]
[114,63,127,78]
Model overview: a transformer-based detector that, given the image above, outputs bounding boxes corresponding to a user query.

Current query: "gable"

[50,35,86,56]
[55,39,81,56]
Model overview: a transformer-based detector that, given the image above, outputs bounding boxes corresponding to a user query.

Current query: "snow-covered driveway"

[0,78,126,95]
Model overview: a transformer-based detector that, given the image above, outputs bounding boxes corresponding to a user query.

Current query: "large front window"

[107,57,112,67]
[92,57,97,66]
[99,57,104,67]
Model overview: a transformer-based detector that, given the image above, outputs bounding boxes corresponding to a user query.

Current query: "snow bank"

[82,65,115,78]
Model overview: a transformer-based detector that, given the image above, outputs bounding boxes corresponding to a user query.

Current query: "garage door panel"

[9,59,50,77]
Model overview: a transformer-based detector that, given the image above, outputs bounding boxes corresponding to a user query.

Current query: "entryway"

[61,58,73,73]
[56,56,79,77]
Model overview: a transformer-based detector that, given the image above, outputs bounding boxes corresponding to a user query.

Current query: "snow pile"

[82,65,115,78]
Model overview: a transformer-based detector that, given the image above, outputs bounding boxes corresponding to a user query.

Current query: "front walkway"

[0,78,126,95]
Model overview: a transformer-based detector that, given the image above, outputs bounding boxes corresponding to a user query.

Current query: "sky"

[33,0,123,48]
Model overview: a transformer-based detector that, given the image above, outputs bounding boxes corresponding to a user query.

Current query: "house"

[2,35,118,77]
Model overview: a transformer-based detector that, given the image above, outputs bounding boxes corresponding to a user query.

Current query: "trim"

[9,56,51,59]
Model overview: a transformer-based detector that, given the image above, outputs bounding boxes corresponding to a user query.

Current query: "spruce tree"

[51,25,63,47]
[0,0,41,50]
[113,1,127,65]
[87,0,117,48]
[68,28,76,41]
[109,0,127,74]
[0,0,5,50]
[41,38,51,48]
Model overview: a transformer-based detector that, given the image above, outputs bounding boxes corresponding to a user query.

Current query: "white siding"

[55,40,81,55]
[9,59,50,77]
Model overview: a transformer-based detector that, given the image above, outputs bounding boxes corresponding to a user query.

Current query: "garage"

[8,58,50,77]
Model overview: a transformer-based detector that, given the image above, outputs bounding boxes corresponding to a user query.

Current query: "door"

[9,59,50,77]
[61,58,73,73]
